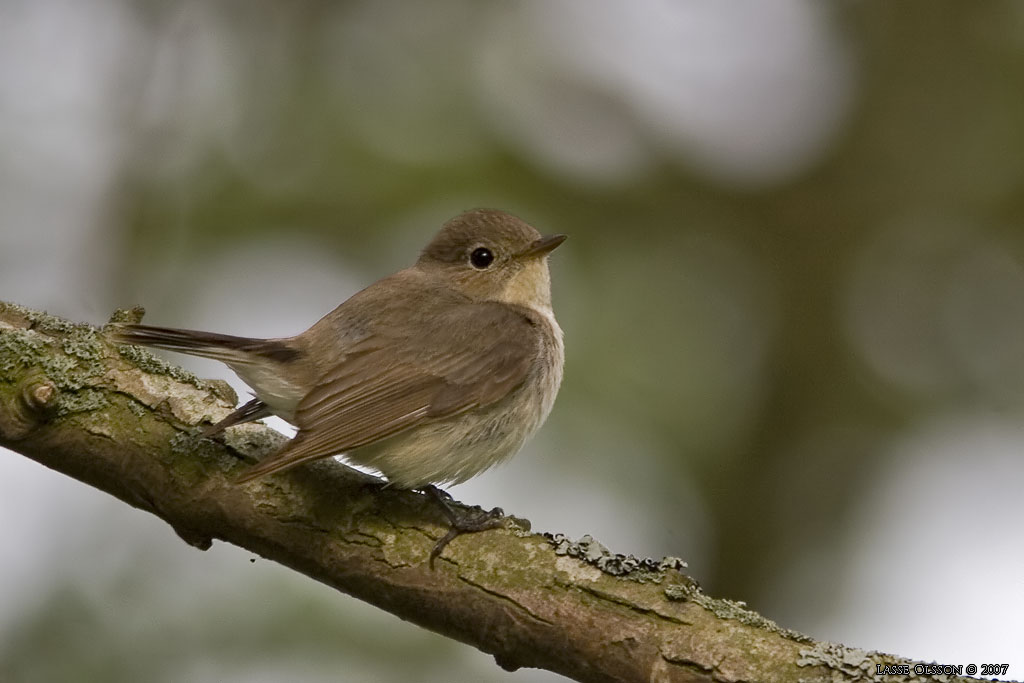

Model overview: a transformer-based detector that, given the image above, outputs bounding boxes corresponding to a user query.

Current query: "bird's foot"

[423,485,504,568]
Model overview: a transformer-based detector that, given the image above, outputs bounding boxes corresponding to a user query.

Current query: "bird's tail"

[109,324,302,366]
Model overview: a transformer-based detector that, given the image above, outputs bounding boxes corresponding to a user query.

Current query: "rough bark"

[0,300,992,683]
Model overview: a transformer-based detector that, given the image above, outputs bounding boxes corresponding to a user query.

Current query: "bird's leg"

[201,397,271,438]
[423,485,504,568]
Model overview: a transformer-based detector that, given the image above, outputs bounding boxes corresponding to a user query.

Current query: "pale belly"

[348,340,563,489]
[347,391,542,489]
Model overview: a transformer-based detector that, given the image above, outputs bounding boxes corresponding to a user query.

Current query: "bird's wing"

[236,302,537,482]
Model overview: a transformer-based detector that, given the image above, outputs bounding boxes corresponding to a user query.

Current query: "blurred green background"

[2,1,1024,681]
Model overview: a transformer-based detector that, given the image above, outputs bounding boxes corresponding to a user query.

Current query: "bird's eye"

[469,247,494,269]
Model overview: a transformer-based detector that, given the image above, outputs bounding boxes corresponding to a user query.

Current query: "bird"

[111,209,565,559]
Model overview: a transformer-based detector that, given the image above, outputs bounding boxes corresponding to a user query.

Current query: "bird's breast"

[346,306,564,489]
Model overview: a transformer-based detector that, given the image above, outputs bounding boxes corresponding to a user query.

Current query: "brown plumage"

[111,209,565,489]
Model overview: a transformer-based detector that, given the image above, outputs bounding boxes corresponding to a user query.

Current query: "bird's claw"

[424,486,505,568]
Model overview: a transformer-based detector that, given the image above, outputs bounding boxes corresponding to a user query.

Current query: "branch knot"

[0,373,58,440]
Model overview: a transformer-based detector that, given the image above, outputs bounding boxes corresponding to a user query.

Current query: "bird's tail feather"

[109,324,301,365]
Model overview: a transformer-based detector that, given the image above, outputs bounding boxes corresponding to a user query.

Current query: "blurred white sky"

[478,0,853,185]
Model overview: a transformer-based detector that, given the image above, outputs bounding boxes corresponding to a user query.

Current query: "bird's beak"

[517,234,567,260]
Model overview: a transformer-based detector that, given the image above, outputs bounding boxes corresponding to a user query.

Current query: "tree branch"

[0,300,992,683]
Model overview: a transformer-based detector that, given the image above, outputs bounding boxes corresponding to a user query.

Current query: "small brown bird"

[112,209,565,520]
